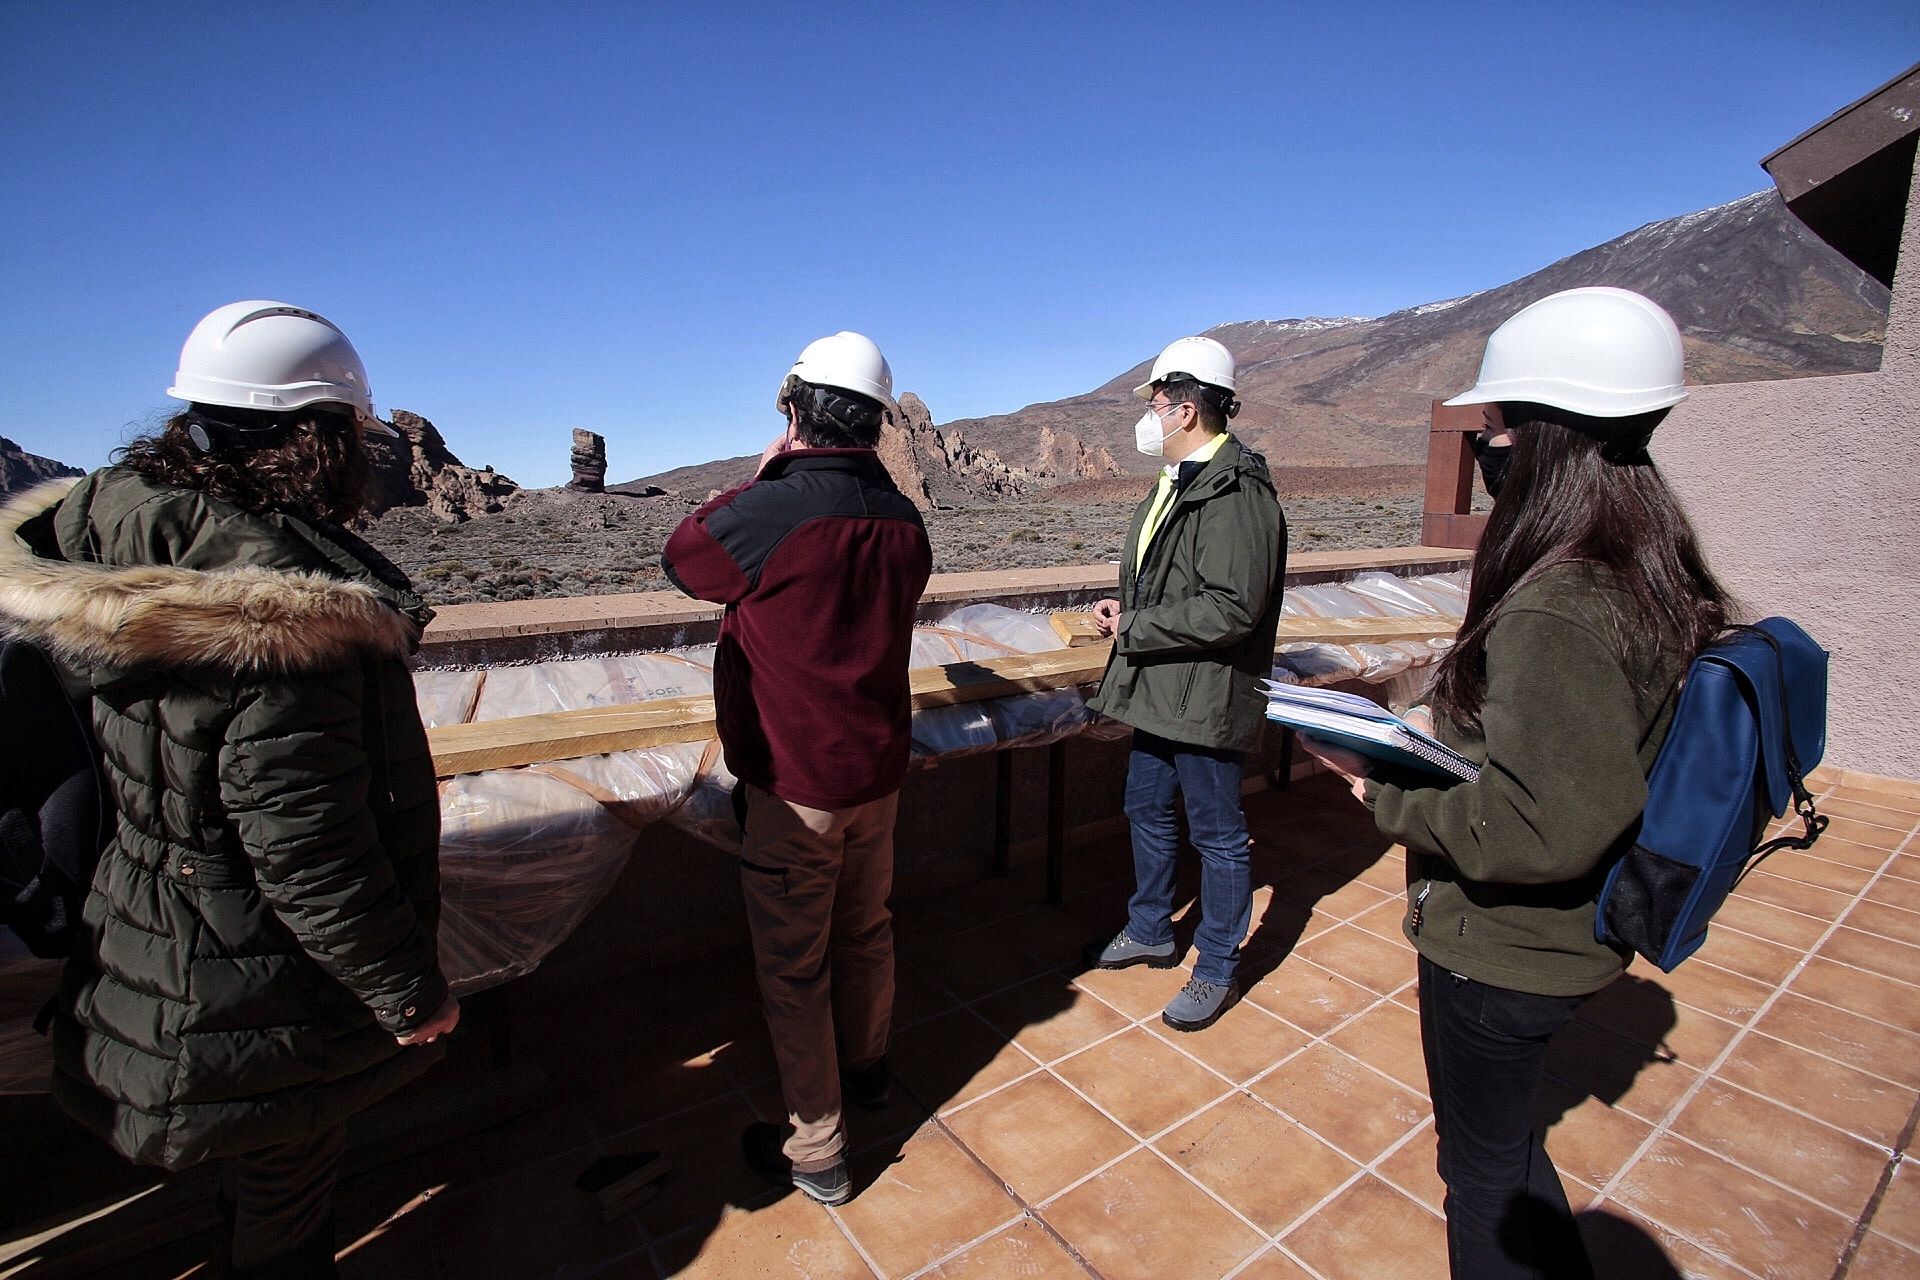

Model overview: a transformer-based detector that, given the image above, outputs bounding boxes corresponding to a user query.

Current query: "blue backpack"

[1595,618,1830,971]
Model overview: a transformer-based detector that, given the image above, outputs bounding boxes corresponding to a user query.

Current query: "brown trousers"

[739,784,898,1169]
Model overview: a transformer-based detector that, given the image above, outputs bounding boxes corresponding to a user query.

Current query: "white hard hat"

[168,300,396,436]
[1133,335,1237,401]
[1445,287,1687,418]
[785,331,895,410]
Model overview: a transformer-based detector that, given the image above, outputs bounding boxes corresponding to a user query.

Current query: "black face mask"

[1469,436,1512,499]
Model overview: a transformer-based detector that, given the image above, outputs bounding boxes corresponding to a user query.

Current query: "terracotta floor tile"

[1892,853,1920,883]
[1669,1078,1886,1216]
[1328,999,1429,1094]
[893,959,961,1030]
[1071,960,1183,1023]
[835,1126,1019,1279]
[944,1071,1135,1204]
[1716,1030,1916,1147]
[1654,955,1775,1024]
[1242,892,1341,961]
[1251,1043,1429,1164]
[591,1092,777,1243]
[1818,795,1920,832]
[1156,1092,1361,1233]
[1347,896,1412,946]
[973,975,1131,1064]
[1822,815,1915,852]
[1610,1135,1854,1278]
[1039,1148,1264,1280]
[1711,895,1828,950]
[1865,872,1920,915]
[1736,872,1855,921]
[1685,926,1805,987]
[1850,1232,1920,1280]
[1531,1081,1656,1189]
[1827,901,1920,951]
[1756,848,1875,895]
[998,906,1118,971]
[1349,853,1412,894]
[429,1150,647,1278]
[1790,954,1920,1033]
[652,1193,874,1278]
[1280,873,1394,923]
[1053,1025,1233,1139]
[1145,997,1309,1084]
[1754,992,1920,1088]
[1574,1205,1752,1280]
[903,927,1058,1002]
[919,1217,1091,1279]
[1575,975,1739,1069]
[1375,1119,1445,1213]
[1829,784,1920,816]
[1244,955,1380,1036]
[1295,925,1417,996]
[1822,924,1920,989]
[1231,1247,1320,1279]
[1874,1157,1920,1250]
[1282,1174,1449,1280]
[1543,1020,1700,1124]
[890,1009,1042,1116]
[1798,834,1903,871]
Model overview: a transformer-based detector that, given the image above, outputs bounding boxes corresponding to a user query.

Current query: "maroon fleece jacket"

[661,449,932,810]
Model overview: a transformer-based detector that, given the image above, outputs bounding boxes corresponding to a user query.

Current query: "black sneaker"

[741,1122,851,1206]
[841,1057,891,1111]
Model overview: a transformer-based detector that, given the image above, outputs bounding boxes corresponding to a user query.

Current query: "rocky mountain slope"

[363,410,520,523]
[942,190,1890,475]
[0,437,82,494]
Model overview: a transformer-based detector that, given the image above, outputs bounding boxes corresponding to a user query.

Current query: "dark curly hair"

[116,404,374,525]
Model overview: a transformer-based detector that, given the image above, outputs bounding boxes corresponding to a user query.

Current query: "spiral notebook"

[1262,681,1480,783]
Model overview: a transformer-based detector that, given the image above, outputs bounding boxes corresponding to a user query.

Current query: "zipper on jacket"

[1409,881,1432,935]
[1175,661,1200,718]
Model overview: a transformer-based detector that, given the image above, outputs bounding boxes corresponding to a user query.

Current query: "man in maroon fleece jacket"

[661,332,930,1205]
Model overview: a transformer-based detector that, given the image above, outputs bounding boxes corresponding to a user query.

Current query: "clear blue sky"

[3,3,1915,487]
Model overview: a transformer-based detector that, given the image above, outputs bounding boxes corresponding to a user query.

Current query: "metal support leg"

[992,749,1013,877]
[1047,741,1067,905]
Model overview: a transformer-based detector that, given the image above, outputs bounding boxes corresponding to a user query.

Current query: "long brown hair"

[117,405,373,525]
[1427,402,1733,731]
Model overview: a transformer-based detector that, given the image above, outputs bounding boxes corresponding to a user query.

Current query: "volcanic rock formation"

[568,429,608,492]
[0,437,82,494]
[364,410,520,523]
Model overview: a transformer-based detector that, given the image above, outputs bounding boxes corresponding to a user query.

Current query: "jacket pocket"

[1175,662,1200,718]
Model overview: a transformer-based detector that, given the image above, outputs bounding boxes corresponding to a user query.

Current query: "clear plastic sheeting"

[413,577,1465,993]
[1273,570,1466,693]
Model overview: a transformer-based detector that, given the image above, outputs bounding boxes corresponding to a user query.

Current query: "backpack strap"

[1731,624,1829,888]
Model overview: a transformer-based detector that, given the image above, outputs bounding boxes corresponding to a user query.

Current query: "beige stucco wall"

[1657,156,1920,778]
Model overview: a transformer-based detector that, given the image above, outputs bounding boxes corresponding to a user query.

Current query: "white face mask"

[1134,405,1180,457]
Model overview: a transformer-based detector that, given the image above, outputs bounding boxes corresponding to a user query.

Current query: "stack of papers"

[1263,681,1480,783]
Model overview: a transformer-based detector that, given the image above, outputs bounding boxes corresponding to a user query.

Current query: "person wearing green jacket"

[1303,288,1734,1280]
[1084,336,1285,1031]
[0,302,457,1279]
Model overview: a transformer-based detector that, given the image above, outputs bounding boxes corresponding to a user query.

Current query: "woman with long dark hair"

[1303,288,1731,1280]
[0,301,457,1279]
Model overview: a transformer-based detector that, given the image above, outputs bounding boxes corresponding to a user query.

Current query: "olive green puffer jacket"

[1087,436,1287,753]
[0,468,448,1171]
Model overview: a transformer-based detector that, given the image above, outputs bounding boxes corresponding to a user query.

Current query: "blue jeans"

[1122,730,1250,986]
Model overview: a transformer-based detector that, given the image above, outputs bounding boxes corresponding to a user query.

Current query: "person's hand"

[1297,735,1373,804]
[1402,705,1435,736]
[1092,598,1122,637]
[757,427,795,476]
[396,995,460,1047]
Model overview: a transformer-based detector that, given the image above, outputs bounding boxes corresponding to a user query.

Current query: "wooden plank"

[1049,611,1105,647]
[428,618,1461,776]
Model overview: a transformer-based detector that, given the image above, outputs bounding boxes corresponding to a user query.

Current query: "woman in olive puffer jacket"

[0,301,456,1278]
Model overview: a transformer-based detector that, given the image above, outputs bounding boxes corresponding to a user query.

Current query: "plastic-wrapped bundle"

[1274,570,1465,686]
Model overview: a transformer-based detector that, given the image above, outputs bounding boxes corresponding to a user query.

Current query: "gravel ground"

[365,483,1461,608]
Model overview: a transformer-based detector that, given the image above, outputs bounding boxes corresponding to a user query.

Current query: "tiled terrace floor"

[5,771,1920,1278]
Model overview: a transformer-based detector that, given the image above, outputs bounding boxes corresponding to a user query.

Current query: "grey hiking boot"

[1083,929,1180,971]
[1161,976,1236,1032]
[741,1122,852,1205]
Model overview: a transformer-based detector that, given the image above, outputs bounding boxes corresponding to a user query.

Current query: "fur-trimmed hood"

[0,477,420,675]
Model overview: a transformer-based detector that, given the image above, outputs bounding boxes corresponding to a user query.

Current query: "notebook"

[1262,681,1480,783]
